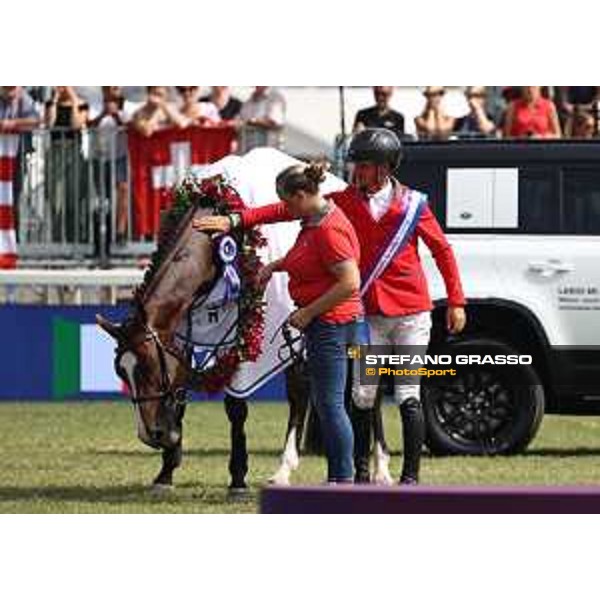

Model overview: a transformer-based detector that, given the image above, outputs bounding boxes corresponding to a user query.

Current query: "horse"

[97,149,394,493]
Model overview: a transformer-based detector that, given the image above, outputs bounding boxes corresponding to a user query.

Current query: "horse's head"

[97,198,221,449]
[97,313,188,450]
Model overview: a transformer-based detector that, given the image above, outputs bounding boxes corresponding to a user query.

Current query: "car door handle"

[528,261,575,276]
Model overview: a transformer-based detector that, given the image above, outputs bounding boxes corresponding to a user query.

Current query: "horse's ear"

[96,315,123,341]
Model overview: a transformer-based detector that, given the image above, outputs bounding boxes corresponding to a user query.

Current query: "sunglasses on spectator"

[177,87,198,94]
[425,90,445,98]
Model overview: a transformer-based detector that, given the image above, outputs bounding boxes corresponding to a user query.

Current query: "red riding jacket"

[241,182,466,318]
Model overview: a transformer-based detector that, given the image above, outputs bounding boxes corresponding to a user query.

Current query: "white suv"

[398,140,600,455]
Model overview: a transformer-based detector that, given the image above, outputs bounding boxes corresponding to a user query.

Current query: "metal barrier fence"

[13,125,283,267]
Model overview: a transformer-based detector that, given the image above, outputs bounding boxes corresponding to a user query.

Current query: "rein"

[271,321,305,365]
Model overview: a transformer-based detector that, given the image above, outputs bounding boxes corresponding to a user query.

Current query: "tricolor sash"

[360,189,428,297]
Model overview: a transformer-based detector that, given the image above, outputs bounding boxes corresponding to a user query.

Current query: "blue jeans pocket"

[351,318,371,346]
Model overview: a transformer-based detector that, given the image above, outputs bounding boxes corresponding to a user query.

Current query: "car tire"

[423,338,545,456]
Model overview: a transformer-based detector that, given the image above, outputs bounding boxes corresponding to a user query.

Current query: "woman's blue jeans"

[305,318,364,483]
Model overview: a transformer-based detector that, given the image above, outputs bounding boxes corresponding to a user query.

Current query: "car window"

[563,169,600,236]
[519,168,561,234]
[397,164,445,223]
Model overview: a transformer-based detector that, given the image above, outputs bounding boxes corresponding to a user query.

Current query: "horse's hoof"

[268,472,292,487]
[151,483,175,496]
[228,487,251,502]
[373,473,394,487]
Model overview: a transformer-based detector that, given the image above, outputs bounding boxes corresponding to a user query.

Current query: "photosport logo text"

[353,345,534,386]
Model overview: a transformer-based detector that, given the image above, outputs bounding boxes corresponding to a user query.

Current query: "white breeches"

[353,311,432,408]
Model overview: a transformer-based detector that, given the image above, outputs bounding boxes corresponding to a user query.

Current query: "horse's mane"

[134,184,204,304]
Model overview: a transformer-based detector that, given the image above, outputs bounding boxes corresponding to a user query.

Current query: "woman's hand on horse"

[288,308,313,332]
[192,216,232,233]
[447,306,467,335]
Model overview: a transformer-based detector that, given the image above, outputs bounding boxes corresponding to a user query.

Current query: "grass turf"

[2,402,600,513]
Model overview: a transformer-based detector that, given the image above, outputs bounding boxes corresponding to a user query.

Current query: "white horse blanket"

[178,148,347,398]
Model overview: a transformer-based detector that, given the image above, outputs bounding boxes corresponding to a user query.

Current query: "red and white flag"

[128,126,236,239]
[0,134,19,269]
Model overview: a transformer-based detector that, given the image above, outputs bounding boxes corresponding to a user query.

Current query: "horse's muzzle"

[140,427,181,450]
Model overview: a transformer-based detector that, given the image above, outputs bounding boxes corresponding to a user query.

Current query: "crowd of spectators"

[354,86,600,140]
[0,86,288,246]
[0,85,287,147]
[3,85,599,147]
[1,85,599,253]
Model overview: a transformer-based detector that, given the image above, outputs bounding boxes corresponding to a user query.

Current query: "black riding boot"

[352,406,373,484]
[400,397,425,485]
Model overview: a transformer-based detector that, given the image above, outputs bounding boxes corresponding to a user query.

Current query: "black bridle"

[115,321,189,409]
[116,267,224,413]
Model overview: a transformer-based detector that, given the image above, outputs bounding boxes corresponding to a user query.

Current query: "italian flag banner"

[53,318,124,398]
[0,134,19,269]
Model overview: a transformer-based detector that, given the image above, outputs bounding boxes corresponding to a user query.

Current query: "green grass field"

[3,402,600,513]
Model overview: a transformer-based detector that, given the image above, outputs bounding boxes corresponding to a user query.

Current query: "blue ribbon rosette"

[217,235,241,303]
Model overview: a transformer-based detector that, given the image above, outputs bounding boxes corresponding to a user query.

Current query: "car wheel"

[423,338,545,456]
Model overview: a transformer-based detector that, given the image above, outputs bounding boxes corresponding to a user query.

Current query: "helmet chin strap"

[355,165,391,196]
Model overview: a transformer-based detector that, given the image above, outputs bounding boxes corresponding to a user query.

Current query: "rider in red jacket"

[195,129,467,485]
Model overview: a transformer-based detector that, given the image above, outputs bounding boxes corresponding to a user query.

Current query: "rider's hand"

[192,216,232,233]
[447,306,467,335]
[288,308,314,332]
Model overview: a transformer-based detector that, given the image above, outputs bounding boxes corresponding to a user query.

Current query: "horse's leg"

[270,364,310,486]
[153,441,183,491]
[152,400,187,491]
[372,386,394,486]
[225,394,249,496]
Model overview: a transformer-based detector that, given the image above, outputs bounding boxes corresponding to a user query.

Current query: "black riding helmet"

[346,128,403,170]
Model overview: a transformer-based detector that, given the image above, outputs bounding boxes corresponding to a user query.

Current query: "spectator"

[45,86,88,134]
[44,87,90,243]
[176,87,221,126]
[353,86,405,138]
[89,87,135,247]
[556,87,598,114]
[415,87,455,140]
[565,106,597,139]
[240,87,286,151]
[0,87,41,232]
[0,86,40,133]
[453,87,497,138]
[131,86,187,137]
[503,86,562,139]
[201,86,243,122]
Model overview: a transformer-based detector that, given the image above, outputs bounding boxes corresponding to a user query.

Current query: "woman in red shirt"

[222,163,363,483]
[504,86,562,139]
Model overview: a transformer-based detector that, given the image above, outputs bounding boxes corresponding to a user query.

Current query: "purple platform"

[261,485,600,514]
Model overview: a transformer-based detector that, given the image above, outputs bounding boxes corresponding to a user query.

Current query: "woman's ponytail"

[276,161,329,199]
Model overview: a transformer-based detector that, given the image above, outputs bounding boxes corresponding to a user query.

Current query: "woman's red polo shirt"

[280,205,362,324]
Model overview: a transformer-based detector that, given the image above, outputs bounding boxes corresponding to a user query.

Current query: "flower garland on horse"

[140,174,269,393]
